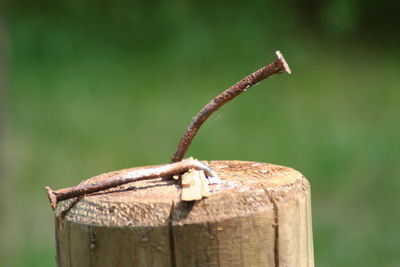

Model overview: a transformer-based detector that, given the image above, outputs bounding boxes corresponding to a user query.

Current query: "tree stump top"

[56,160,309,227]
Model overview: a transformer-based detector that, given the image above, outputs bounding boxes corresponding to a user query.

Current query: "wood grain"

[54,160,314,267]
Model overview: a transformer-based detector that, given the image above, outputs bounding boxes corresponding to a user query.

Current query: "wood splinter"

[181,169,210,201]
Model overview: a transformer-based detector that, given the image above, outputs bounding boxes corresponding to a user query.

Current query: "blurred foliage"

[1,0,400,266]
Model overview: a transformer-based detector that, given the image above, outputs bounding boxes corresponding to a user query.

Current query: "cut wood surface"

[54,160,314,267]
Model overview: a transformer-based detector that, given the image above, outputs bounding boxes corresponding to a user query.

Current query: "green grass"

[2,4,400,266]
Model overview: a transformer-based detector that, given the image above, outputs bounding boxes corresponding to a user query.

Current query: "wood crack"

[267,191,280,267]
[168,201,177,267]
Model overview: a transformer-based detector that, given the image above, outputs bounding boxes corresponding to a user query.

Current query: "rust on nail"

[171,51,291,162]
[45,159,219,210]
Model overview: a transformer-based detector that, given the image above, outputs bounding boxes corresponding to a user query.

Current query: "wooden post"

[54,161,314,266]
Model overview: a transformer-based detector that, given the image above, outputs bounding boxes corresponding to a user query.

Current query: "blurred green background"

[1,0,399,266]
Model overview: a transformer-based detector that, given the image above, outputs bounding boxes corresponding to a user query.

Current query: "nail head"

[275,51,291,74]
[45,186,57,210]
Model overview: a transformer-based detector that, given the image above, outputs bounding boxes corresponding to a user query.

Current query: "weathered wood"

[54,161,314,266]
